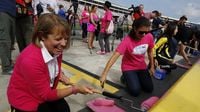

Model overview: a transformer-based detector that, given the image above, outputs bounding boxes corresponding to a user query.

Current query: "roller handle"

[102,91,122,99]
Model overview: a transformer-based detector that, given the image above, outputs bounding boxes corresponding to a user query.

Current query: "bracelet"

[71,86,78,94]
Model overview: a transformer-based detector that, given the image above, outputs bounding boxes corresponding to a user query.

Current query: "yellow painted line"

[61,63,119,93]
[67,73,82,84]
[57,74,83,89]
[150,62,200,112]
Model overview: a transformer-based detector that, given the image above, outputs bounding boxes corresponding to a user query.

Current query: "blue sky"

[108,0,200,24]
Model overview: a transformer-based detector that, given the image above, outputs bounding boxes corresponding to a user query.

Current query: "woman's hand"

[186,60,192,66]
[59,72,73,85]
[75,85,94,94]
[99,75,106,88]
[149,67,155,76]
[154,59,159,67]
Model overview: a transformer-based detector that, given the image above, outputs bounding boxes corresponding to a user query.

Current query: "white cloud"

[175,2,200,23]
[182,3,200,17]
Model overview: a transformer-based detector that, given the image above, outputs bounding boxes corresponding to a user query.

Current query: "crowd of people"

[0,0,199,111]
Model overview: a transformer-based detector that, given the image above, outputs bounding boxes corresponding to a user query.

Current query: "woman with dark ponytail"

[153,22,178,72]
[100,17,155,97]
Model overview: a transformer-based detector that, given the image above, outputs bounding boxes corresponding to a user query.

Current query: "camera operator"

[69,0,78,15]
[129,4,144,21]
[116,14,128,40]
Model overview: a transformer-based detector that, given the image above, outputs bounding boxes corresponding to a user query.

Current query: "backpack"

[106,20,114,34]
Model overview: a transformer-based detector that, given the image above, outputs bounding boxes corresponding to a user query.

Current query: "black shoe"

[2,69,13,75]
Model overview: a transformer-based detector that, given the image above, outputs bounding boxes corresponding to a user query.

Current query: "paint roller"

[102,91,122,99]
[94,90,145,112]
[96,90,159,112]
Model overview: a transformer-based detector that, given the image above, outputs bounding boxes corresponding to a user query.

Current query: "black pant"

[123,69,153,97]
[82,23,88,39]
[16,15,33,52]
[11,99,70,112]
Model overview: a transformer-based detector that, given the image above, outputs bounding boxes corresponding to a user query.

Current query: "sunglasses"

[138,31,149,35]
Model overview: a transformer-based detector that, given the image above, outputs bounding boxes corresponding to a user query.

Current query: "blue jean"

[98,32,111,52]
[123,69,153,96]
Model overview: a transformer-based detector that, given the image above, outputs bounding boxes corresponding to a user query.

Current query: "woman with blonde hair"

[88,5,99,53]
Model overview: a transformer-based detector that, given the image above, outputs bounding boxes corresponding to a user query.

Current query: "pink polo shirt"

[100,10,112,33]
[116,33,154,71]
[81,10,89,23]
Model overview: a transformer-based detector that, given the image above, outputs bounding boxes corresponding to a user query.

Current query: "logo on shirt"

[132,44,148,55]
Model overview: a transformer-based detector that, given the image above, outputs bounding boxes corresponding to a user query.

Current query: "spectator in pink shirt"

[97,1,113,55]
[81,5,90,42]
[7,14,95,112]
[100,17,155,96]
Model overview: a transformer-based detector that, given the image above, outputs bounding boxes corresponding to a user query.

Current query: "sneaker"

[2,69,13,75]
[105,51,111,54]
[96,50,106,55]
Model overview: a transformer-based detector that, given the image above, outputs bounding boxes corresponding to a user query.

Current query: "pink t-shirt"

[100,10,112,33]
[82,10,89,23]
[116,33,154,71]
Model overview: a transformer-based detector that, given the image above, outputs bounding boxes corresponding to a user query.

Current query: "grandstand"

[58,0,200,29]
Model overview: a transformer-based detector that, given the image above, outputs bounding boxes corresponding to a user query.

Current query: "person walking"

[97,1,113,55]
[0,0,16,74]
[16,0,34,52]
[81,5,89,42]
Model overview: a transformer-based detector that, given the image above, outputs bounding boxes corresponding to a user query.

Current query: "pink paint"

[93,98,115,106]
[140,96,159,111]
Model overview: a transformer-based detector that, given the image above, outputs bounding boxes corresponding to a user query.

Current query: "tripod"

[111,15,128,51]
[68,0,79,36]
